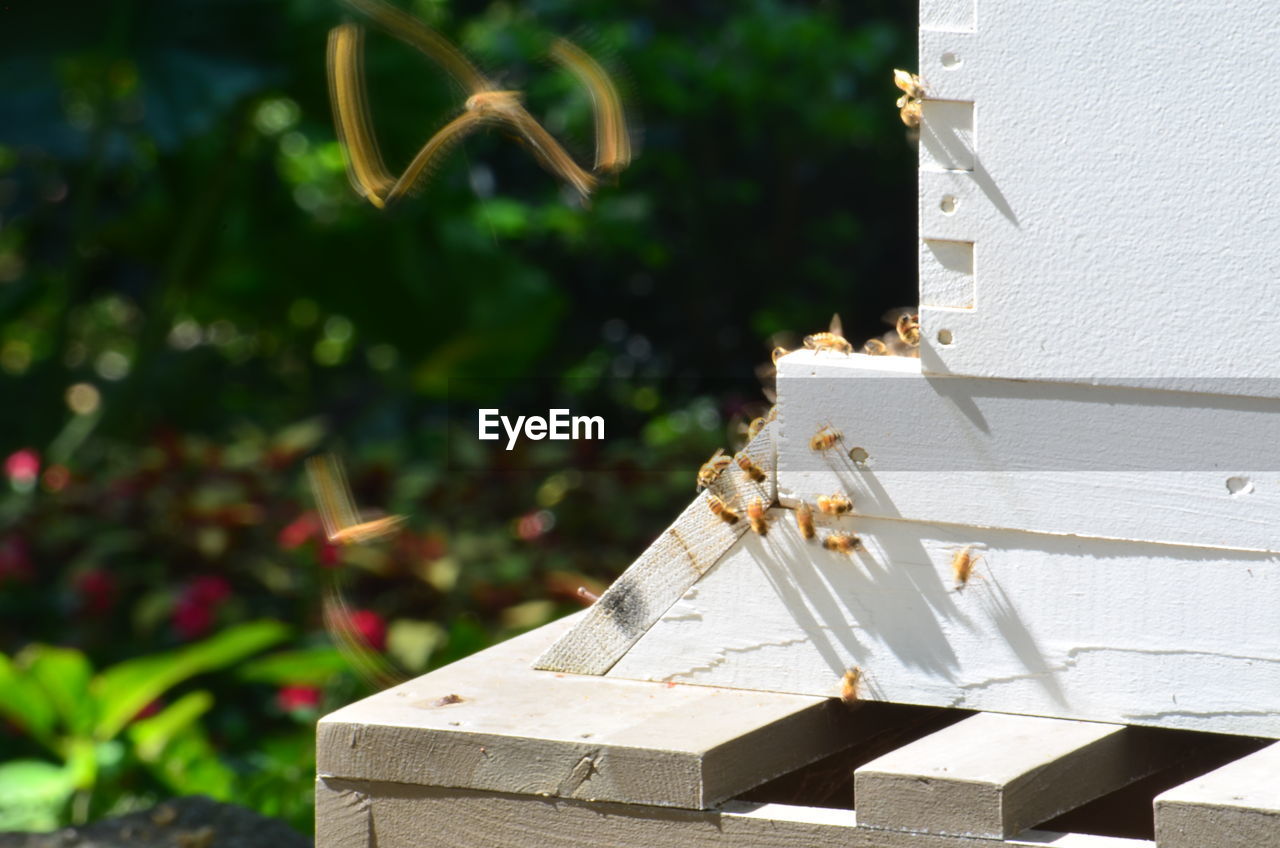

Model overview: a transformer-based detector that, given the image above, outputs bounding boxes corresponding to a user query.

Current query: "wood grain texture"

[318,611,859,810]
[315,777,1152,848]
[1154,742,1280,848]
[854,713,1184,839]
[914,1,1280,397]
[775,351,1280,554]
[606,510,1280,737]
[535,423,775,675]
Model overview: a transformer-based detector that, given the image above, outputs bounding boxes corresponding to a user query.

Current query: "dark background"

[0,0,915,833]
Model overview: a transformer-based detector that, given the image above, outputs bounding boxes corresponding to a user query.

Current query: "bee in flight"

[326,0,631,206]
[306,453,406,546]
[804,313,853,356]
[707,494,741,525]
[697,448,733,491]
[795,501,816,540]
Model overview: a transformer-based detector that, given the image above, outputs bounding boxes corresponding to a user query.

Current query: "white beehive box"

[538,0,1280,739]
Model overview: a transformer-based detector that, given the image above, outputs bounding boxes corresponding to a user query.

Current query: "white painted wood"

[854,713,1179,839]
[536,423,775,675]
[775,351,1280,553]
[1153,742,1280,848]
[606,509,1280,737]
[914,1,1280,397]
[318,610,859,810]
[316,777,1153,848]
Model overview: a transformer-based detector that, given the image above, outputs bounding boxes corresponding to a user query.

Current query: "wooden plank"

[535,423,775,675]
[1153,741,1280,848]
[775,351,1280,554]
[854,713,1178,839]
[317,609,862,810]
[913,1,1280,397]
[606,510,1280,738]
[316,777,1151,848]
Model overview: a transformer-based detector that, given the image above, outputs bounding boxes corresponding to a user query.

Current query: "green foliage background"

[0,0,916,834]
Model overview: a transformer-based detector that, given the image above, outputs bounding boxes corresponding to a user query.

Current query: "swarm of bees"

[894,69,925,128]
[326,0,632,207]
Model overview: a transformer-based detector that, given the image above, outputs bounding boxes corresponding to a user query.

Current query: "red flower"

[278,512,320,550]
[277,685,321,712]
[74,569,116,614]
[348,609,387,652]
[172,576,232,640]
[317,539,341,568]
[4,449,38,486]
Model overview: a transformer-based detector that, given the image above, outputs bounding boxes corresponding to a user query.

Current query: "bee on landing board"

[697,448,732,491]
[810,425,842,451]
[804,313,853,355]
[823,532,861,555]
[896,312,921,347]
[840,667,863,704]
[736,452,767,483]
[951,546,983,591]
[817,493,853,516]
[747,498,770,536]
[707,494,741,525]
[771,346,791,366]
[795,501,816,540]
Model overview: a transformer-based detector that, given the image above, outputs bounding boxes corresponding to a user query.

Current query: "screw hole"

[937,329,954,345]
[940,195,957,214]
[941,52,960,68]
[849,446,869,463]
[1226,476,1254,496]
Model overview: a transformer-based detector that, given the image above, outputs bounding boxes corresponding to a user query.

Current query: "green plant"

[0,620,287,829]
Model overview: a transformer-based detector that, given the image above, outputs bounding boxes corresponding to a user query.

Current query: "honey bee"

[804,313,853,355]
[894,69,925,128]
[823,532,862,555]
[840,667,863,704]
[817,493,854,515]
[896,312,921,347]
[861,338,889,355]
[810,425,842,451]
[697,448,732,491]
[951,546,982,590]
[795,501,816,540]
[747,498,770,536]
[771,346,791,365]
[707,494,741,525]
[736,452,767,483]
[306,454,406,546]
[746,416,768,440]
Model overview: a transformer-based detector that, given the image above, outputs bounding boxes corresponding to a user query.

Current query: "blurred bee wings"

[549,37,632,174]
[305,454,405,546]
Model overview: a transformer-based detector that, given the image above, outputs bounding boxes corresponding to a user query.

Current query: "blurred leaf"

[386,619,445,673]
[25,645,94,737]
[0,654,56,747]
[0,760,74,832]
[128,690,213,761]
[136,720,235,800]
[238,646,348,686]
[91,620,289,740]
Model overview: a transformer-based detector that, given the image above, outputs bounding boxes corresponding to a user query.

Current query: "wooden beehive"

[318,1,1280,844]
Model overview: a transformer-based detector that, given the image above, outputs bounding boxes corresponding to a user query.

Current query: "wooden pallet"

[316,615,1280,848]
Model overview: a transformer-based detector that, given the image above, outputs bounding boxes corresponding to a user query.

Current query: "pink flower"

[348,609,387,652]
[172,576,232,640]
[317,539,341,568]
[276,685,321,712]
[278,513,320,550]
[74,569,116,614]
[4,449,39,486]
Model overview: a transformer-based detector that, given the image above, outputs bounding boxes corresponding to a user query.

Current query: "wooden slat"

[535,423,775,675]
[1153,741,1280,848]
[606,509,1280,738]
[316,777,1152,848]
[854,713,1179,839]
[317,609,858,810]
